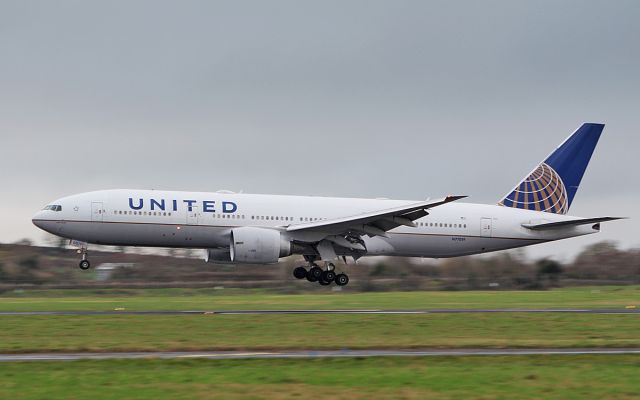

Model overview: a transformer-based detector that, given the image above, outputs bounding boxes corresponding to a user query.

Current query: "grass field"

[1,356,639,399]
[0,286,639,353]
[1,285,639,312]
[1,287,639,399]
[1,313,639,353]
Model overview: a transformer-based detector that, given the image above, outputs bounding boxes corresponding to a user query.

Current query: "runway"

[1,308,638,316]
[1,348,639,362]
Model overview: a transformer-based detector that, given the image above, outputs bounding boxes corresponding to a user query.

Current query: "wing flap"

[286,195,466,236]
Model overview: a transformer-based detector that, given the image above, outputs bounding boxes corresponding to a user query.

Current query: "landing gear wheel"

[321,270,336,283]
[308,266,322,280]
[335,273,349,286]
[293,266,307,279]
[306,266,321,282]
[79,260,90,270]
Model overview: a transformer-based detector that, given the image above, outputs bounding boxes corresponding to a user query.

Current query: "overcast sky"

[0,0,638,260]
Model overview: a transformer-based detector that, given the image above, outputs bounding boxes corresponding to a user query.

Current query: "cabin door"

[91,202,104,222]
[186,206,199,225]
[480,218,492,237]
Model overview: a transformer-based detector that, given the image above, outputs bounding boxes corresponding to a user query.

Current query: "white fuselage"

[32,189,598,259]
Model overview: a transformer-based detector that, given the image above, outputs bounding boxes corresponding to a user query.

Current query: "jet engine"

[204,248,233,263]
[230,227,291,264]
[205,227,292,264]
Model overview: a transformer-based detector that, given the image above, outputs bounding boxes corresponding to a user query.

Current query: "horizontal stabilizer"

[522,217,625,230]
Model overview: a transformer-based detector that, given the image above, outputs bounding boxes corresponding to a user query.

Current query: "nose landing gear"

[78,248,91,270]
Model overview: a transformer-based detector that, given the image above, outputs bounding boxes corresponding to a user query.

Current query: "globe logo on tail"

[499,163,569,214]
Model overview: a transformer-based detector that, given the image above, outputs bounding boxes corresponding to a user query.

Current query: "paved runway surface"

[1,348,639,362]
[1,308,638,315]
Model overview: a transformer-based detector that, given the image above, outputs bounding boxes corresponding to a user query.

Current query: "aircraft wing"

[522,217,625,230]
[286,195,466,238]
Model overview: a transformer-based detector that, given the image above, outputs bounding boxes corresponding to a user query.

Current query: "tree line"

[0,241,638,292]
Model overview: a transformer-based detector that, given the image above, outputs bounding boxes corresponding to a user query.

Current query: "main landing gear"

[293,262,349,286]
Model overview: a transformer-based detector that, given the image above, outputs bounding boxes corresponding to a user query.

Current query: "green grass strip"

[1,356,640,399]
[1,313,639,353]
[1,285,639,312]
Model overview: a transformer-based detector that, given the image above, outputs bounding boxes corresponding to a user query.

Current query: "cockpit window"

[43,205,62,212]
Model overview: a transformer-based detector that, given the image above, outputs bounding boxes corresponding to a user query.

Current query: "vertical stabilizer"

[498,123,604,214]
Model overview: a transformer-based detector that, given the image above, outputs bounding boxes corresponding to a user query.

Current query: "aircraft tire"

[79,260,91,270]
[306,269,319,282]
[309,266,323,279]
[321,270,336,282]
[293,266,307,279]
[335,273,349,286]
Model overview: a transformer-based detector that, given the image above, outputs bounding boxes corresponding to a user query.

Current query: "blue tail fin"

[498,123,604,214]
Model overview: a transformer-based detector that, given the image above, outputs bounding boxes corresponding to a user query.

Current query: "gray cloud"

[1,0,638,258]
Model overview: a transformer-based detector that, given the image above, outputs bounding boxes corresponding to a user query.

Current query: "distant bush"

[369,262,390,277]
[0,242,638,291]
[18,257,39,270]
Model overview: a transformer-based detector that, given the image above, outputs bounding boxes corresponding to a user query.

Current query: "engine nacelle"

[204,248,233,264]
[230,227,291,264]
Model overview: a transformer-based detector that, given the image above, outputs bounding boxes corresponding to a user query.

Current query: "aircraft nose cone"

[32,211,45,228]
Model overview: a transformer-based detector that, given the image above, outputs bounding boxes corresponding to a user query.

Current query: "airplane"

[32,123,623,286]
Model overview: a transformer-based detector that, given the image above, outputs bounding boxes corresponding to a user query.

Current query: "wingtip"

[446,195,468,202]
